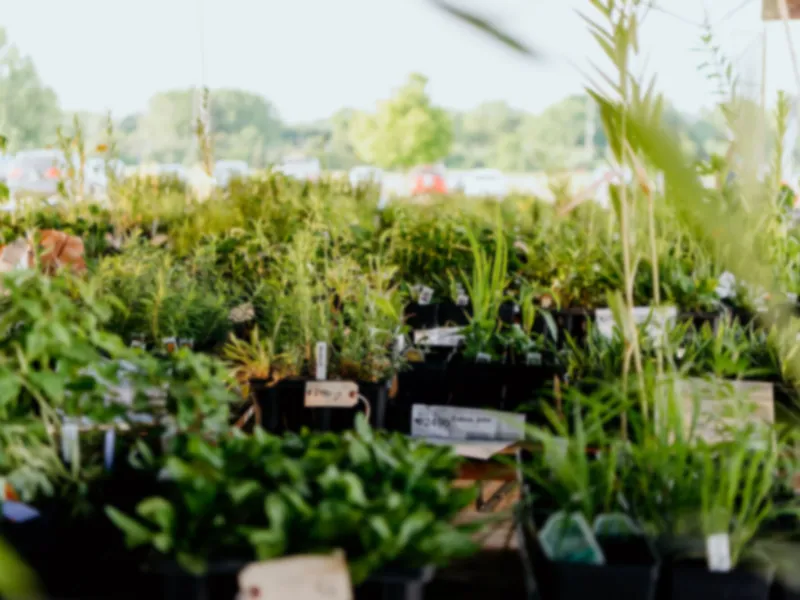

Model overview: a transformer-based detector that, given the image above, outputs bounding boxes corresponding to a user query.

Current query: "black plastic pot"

[404,302,439,331]
[517,516,659,600]
[160,561,434,600]
[553,308,592,347]
[678,310,721,331]
[438,300,472,327]
[389,362,450,434]
[666,561,773,600]
[251,377,390,434]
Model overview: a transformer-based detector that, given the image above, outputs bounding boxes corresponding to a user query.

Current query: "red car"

[410,166,447,195]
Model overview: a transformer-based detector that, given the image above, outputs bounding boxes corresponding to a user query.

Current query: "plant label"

[413,327,464,347]
[410,404,526,441]
[595,306,676,343]
[178,338,194,350]
[475,353,492,363]
[305,381,359,409]
[526,352,543,366]
[456,293,470,307]
[162,337,177,354]
[104,429,115,471]
[679,378,774,446]
[315,341,327,380]
[418,285,434,306]
[706,533,732,572]
[239,551,353,600]
[61,421,79,464]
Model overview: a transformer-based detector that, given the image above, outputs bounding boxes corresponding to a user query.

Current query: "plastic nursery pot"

[355,566,436,600]
[445,358,562,416]
[388,362,450,434]
[404,302,439,331]
[678,310,722,331]
[251,377,390,434]
[437,300,472,327]
[665,560,774,600]
[553,308,591,347]
[516,516,660,600]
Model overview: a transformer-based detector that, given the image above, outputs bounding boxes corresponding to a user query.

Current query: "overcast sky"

[2,0,799,122]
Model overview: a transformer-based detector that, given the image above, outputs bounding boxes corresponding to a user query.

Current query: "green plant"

[106,416,478,582]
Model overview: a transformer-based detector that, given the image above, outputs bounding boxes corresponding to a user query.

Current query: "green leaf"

[27,371,65,403]
[136,497,175,533]
[105,506,154,548]
[177,552,207,576]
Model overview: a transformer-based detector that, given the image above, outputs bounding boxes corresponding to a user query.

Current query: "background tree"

[0,28,61,152]
[349,73,453,169]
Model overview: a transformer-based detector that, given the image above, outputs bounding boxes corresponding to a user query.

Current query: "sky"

[2,0,800,122]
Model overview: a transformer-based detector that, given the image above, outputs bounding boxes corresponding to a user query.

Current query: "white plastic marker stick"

[315,341,328,381]
[706,533,732,573]
[61,422,79,464]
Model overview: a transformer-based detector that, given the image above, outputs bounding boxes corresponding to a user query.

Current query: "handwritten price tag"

[305,381,359,408]
[239,551,353,600]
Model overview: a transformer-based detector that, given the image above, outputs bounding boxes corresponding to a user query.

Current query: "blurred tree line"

[0,26,747,172]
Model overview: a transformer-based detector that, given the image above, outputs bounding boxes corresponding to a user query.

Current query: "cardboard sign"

[763,0,800,20]
[239,552,353,600]
[305,381,359,408]
[411,404,526,441]
[679,378,774,445]
[413,327,464,347]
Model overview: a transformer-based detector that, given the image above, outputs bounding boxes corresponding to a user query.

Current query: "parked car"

[4,149,109,210]
[214,160,249,188]
[274,157,321,182]
[462,168,509,198]
[349,165,383,187]
[410,165,447,196]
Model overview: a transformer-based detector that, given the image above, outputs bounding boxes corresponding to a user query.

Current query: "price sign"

[412,404,500,440]
[305,381,359,408]
[413,327,464,347]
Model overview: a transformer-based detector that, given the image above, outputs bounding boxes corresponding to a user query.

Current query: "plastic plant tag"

[539,512,605,565]
[595,306,677,344]
[394,334,406,358]
[413,327,464,347]
[418,285,434,306]
[475,352,492,363]
[178,338,194,350]
[131,333,146,349]
[526,352,543,366]
[315,341,328,381]
[104,429,116,471]
[61,421,79,464]
[2,501,40,523]
[238,551,353,600]
[593,513,641,537]
[162,337,177,354]
[706,533,732,573]
[411,404,513,441]
[715,271,737,299]
[305,381,359,408]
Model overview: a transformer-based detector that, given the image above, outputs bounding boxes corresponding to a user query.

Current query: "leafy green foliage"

[107,417,478,582]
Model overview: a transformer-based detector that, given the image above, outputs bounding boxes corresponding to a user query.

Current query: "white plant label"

[456,293,470,307]
[526,352,543,366]
[706,533,732,573]
[413,327,464,347]
[418,285,434,306]
[595,306,676,343]
[475,353,492,363]
[179,338,194,350]
[61,422,79,464]
[239,551,353,600]
[315,341,327,381]
[304,381,359,409]
[412,404,498,440]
